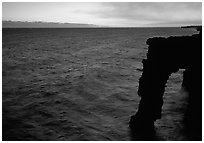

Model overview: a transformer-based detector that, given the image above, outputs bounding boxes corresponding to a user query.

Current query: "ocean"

[2,27,197,140]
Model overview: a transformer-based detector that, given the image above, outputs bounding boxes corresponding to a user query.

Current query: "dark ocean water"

[2,28,197,141]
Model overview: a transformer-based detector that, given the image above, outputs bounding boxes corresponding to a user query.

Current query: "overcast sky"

[2,2,202,27]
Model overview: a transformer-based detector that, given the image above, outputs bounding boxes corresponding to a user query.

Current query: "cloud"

[2,2,202,27]
[101,3,201,19]
[89,2,202,26]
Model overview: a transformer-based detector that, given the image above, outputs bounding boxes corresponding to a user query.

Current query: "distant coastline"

[181,25,202,32]
[2,20,101,28]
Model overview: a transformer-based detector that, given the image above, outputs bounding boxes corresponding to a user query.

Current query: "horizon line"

[2,20,202,28]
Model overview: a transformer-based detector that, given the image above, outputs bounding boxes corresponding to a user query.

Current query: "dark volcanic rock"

[131,28,202,140]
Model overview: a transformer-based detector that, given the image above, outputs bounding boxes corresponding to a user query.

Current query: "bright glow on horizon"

[2,2,202,27]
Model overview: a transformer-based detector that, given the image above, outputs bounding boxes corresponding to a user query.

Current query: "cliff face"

[146,33,201,71]
[137,29,201,139]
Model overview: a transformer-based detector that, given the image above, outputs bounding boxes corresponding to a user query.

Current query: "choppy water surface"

[3,28,197,140]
